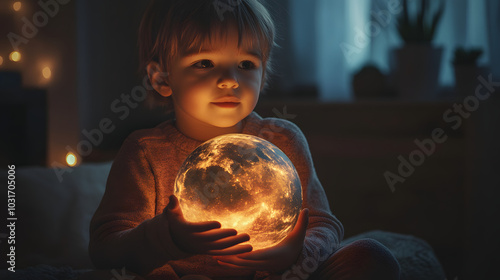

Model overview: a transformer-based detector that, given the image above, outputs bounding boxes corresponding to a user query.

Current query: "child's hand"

[164,195,253,256]
[215,208,309,273]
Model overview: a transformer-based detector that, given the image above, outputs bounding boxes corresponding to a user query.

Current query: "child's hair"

[138,0,276,111]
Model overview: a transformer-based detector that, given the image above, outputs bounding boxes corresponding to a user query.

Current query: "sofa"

[0,158,446,279]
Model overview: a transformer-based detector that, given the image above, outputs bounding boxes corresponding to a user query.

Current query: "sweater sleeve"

[273,121,344,278]
[88,135,189,275]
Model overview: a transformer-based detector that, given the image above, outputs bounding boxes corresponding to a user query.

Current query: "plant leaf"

[430,0,445,41]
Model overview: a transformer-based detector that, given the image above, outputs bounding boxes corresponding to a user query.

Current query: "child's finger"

[184,220,223,232]
[167,195,180,210]
[165,195,222,232]
[207,244,253,256]
[230,246,272,260]
[205,233,251,251]
[164,195,184,219]
[192,228,237,241]
[216,259,257,271]
[290,208,309,240]
[216,257,268,269]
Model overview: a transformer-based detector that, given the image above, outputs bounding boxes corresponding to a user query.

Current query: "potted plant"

[391,0,445,100]
[452,47,486,98]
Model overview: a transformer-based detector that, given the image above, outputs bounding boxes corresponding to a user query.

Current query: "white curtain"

[287,0,499,101]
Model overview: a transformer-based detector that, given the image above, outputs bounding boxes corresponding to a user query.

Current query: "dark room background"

[1,0,498,164]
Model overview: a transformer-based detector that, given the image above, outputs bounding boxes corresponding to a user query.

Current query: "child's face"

[167,29,263,130]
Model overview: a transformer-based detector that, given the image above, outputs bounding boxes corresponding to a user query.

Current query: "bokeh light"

[13,1,22,12]
[66,152,78,167]
[42,66,52,79]
[9,51,21,62]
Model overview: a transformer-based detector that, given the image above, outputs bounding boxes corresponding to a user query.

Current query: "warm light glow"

[66,152,77,167]
[13,1,22,11]
[42,67,52,79]
[9,51,21,62]
[0,56,3,66]
[175,134,302,250]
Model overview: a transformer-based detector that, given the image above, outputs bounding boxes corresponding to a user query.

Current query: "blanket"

[341,230,446,280]
[0,265,89,280]
[0,230,445,280]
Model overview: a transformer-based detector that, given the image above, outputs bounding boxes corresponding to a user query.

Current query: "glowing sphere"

[174,134,302,250]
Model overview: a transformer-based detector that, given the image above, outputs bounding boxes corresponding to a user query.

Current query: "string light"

[66,152,78,167]
[42,66,52,79]
[13,1,22,12]
[9,51,21,62]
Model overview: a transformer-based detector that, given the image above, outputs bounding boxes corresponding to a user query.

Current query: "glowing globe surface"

[174,134,302,250]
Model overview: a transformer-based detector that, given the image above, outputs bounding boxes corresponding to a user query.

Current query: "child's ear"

[146,62,172,97]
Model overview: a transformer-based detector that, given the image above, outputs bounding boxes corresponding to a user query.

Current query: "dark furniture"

[0,88,47,166]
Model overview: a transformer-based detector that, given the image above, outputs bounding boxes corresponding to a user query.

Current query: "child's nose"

[217,69,239,89]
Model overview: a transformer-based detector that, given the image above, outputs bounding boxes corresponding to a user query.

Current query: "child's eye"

[193,60,214,69]
[239,60,256,70]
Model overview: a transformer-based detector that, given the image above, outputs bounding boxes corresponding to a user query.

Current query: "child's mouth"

[211,102,240,108]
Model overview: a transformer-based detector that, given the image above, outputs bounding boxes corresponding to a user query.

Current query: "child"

[89,0,400,279]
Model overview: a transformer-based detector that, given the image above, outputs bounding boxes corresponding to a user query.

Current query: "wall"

[0,0,79,166]
[75,0,169,162]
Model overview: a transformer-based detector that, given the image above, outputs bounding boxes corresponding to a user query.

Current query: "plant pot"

[453,65,489,99]
[390,44,443,101]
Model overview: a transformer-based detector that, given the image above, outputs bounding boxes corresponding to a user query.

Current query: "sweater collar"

[166,111,262,154]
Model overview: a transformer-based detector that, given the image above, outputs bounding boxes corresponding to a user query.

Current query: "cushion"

[341,230,446,280]
[0,162,112,269]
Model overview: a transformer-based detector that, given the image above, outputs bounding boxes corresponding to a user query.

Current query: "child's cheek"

[243,71,263,90]
[179,73,214,88]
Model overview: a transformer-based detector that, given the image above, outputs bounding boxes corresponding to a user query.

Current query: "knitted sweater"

[89,111,344,279]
